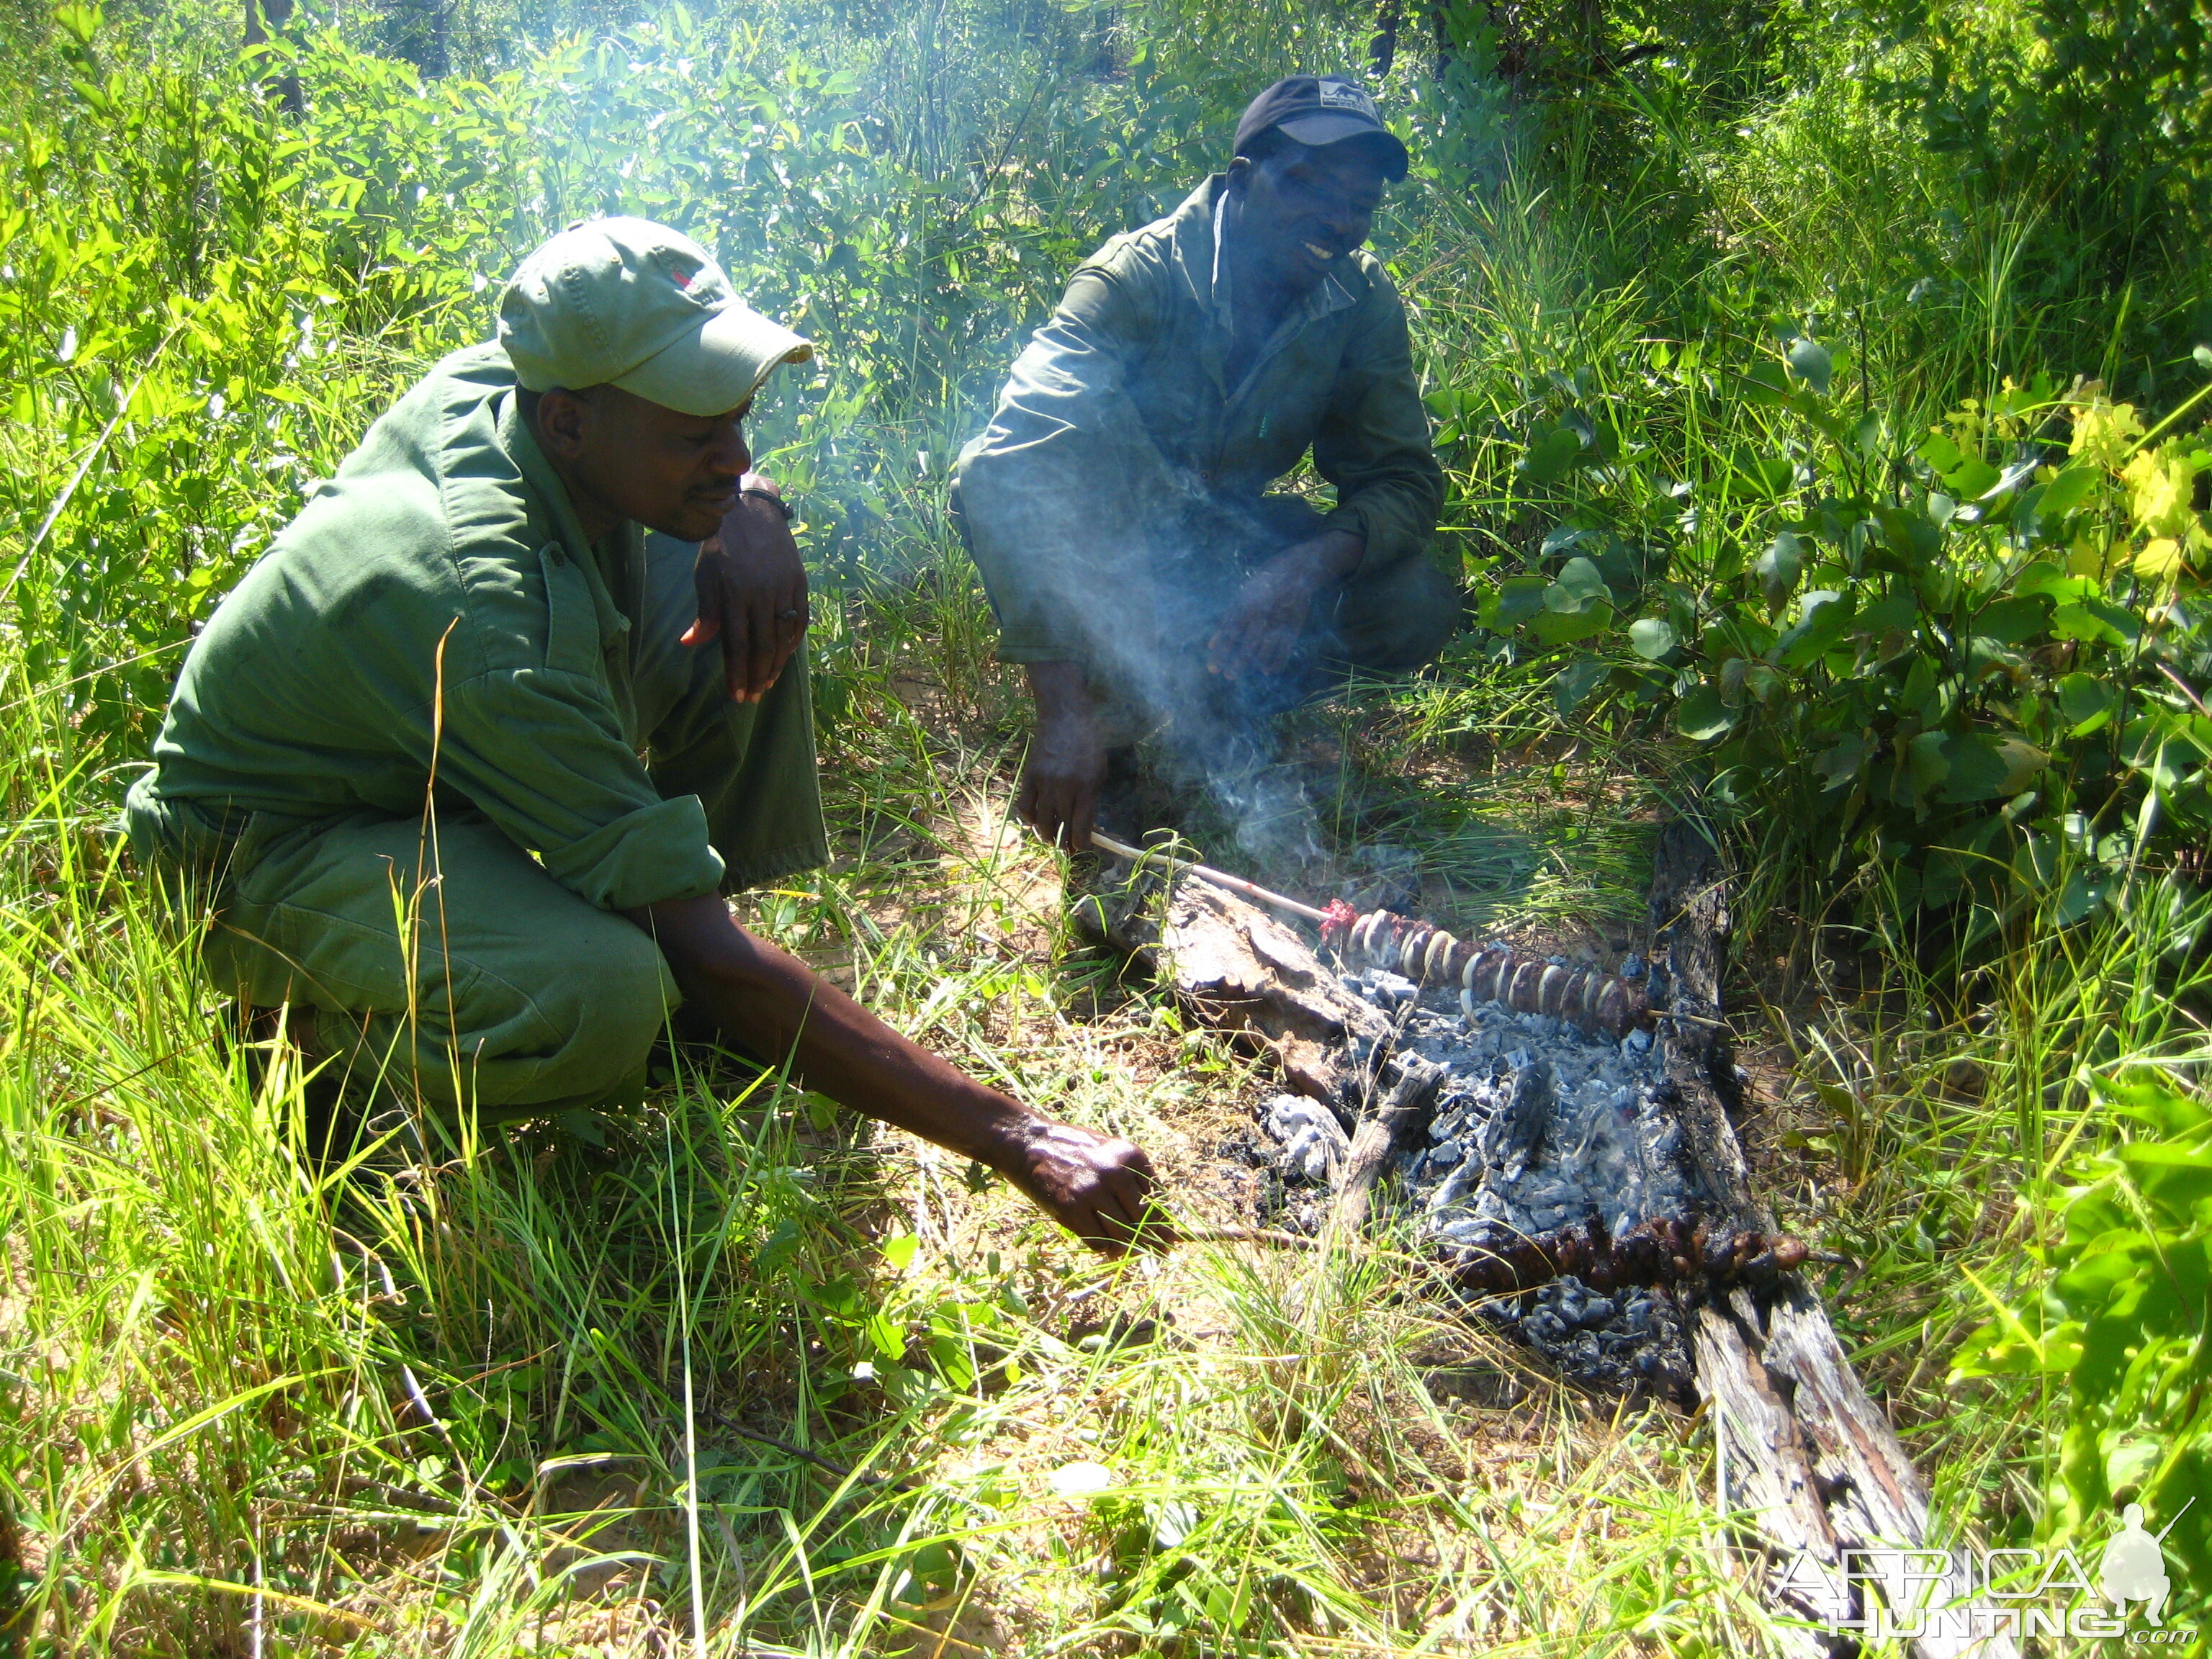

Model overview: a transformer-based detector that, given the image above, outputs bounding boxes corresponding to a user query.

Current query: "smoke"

[1045,488,1343,878]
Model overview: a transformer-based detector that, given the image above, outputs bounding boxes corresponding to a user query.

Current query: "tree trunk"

[1369,0,1401,78]
[243,0,305,117]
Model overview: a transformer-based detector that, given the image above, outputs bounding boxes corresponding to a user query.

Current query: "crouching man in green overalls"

[126,217,1167,1255]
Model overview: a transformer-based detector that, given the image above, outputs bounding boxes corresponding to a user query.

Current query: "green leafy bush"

[1893,0,2212,295]
[1474,338,2212,945]
[1953,1071,2212,1622]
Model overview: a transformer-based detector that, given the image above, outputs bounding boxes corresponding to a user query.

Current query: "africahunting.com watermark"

[1768,1501,2196,1643]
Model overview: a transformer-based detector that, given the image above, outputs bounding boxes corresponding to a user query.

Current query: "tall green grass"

[0,0,2206,1645]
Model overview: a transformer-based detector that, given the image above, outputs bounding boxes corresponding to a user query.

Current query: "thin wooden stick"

[1087,831,1331,923]
[1176,1222,1319,1251]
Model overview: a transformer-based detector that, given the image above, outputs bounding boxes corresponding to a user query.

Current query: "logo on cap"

[1318,78,1375,114]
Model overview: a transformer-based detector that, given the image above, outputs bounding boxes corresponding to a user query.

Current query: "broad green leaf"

[1919,431,1966,474]
[1480,575,1548,630]
[1627,616,1676,659]
[1874,504,1943,562]
[2134,536,2186,579]
[1786,337,1832,395]
[1553,655,1607,713]
[2055,870,2110,925]
[1940,732,2045,801]
[1907,729,1951,799]
[1527,602,1611,646]
[1735,362,1793,405]
[1812,732,1868,791]
[1518,426,1581,483]
[53,0,101,44]
[1970,594,2049,645]
[2058,672,2116,735]
[2039,464,2100,518]
[1677,683,1735,740]
[1550,555,1609,610]
[2051,601,2131,645]
[1945,454,2002,497]
[1776,590,1854,668]
[1753,531,1802,613]
[1853,585,1918,637]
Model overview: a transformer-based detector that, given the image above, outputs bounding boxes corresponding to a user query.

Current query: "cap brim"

[1274,115,1411,180]
[613,302,814,418]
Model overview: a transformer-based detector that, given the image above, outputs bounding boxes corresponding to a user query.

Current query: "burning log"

[1326,1054,1447,1241]
[1441,1212,1809,1299]
[1319,899,1654,1040]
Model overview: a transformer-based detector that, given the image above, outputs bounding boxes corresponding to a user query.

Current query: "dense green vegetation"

[2,0,2208,1649]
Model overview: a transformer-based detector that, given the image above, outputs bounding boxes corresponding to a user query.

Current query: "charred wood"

[1327,1053,1447,1239]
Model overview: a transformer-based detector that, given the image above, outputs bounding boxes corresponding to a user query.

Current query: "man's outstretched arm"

[626,894,1172,1255]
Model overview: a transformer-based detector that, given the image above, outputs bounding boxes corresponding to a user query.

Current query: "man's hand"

[1015,660,1106,850]
[1205,529,1364,679]
[680,472,809,703]
[631,894,1175,1259]
[999,1119,1174,1256]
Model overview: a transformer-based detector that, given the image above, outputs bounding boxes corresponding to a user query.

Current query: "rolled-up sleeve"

[954,267,1186,662]
[1314,271,1444,577]
[432,665,725,910]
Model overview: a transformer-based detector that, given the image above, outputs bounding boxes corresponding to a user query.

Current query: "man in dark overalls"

[956,76,1457,855]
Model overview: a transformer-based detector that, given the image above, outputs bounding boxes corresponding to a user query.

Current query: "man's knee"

[529,925,681,1106]
[1333,554,1463,675]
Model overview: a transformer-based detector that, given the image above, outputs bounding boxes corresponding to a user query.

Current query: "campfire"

[1089,830,1804,1403]
[1085,827,1998,1655]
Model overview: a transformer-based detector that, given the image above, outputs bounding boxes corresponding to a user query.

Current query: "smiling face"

[1226,137,1391,299]
[531,382,753,544]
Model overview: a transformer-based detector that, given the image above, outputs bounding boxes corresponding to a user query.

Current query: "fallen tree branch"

[1326,1055,1447,1243]
[1655,821,2018,1659]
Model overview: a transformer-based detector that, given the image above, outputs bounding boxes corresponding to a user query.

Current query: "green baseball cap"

[498,217,813,417]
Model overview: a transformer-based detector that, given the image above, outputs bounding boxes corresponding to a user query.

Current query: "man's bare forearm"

[627,894,1037,1164]
[1016,661,1105,848]
[1025,660,1089,722]
[1275,528,1364,586]
[624,894,1169,1253]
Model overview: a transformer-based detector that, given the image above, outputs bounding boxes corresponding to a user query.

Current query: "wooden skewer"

[1175,1222,1320,1251]
[1086,830,1725,1030]
[1087,830,1331,923]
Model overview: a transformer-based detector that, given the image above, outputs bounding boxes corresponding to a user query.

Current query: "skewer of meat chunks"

[1442,1212,1809,1298]
[1320,900,1655,1039]
[1087,832,1658,1040]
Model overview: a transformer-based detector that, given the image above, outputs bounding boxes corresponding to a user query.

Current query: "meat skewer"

[1085,831,1330,922]
[1321,902,1655,1038]
[1087,830,1657,1038]
[1441,1212,1809,1298]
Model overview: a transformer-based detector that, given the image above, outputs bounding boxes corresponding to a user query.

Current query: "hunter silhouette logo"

[2100,1501,2187,1627]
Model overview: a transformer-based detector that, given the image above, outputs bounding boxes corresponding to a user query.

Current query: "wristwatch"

[739,485,793,523]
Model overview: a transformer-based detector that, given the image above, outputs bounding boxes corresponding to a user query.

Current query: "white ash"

[1254,953,1701,1400]
[1336,962,1690,1246]
[1264,1093,1349,1184]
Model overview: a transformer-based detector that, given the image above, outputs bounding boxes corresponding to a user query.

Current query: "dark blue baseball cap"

[1233,75,1410,181]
